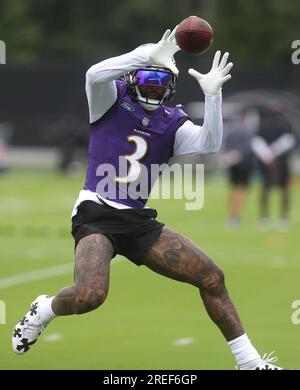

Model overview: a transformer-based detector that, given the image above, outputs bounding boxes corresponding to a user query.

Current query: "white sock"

[38,296,56,324]
[228,333,262,369]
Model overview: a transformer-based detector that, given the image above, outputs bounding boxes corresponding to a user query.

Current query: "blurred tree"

[215,0,300,65]
[29,0,202,62]
[0,0,299,65]
[0,0,41,63]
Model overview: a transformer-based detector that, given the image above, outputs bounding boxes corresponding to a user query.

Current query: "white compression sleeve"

[173,94,223,156]
[85,46,151,123]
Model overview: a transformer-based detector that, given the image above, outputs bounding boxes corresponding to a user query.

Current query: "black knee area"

[75,287,108,314]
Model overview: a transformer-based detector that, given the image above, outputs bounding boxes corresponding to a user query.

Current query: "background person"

[223,109,257,228]
[251,105,297,230]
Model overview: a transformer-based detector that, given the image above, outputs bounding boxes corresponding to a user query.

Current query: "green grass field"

[0,170,299,370]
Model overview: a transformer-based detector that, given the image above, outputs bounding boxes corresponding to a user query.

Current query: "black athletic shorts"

[71,200,164,266]
[228,160,253,187]
[258,158,289,188]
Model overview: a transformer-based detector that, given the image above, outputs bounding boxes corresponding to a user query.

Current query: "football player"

[13,27,282,369]
[251,104,297,230]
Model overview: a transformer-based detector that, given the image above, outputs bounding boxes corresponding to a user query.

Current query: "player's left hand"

[188,51,233,96]
[147,26,180,75]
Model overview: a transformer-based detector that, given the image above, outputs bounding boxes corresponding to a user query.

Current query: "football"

[175,15,214,55]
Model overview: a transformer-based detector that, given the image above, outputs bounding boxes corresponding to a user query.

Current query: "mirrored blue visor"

[134,69,174,87]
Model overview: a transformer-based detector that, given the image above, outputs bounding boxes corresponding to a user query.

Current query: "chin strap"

[139,101,160,111]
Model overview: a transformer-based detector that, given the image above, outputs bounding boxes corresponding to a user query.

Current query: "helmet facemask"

[125,66,177,109]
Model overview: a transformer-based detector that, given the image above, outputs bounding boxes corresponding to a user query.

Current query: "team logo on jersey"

[120,100,134,112]
[142,117,149,127]
[133,128,151,137]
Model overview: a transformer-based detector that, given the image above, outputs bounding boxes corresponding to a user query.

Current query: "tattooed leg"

[140,227,244,341]
[52,234,114,315]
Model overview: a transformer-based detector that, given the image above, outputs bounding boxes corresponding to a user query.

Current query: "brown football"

[175,16,214,55]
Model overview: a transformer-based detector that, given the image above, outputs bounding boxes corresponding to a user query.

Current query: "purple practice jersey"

[83,80,190,208]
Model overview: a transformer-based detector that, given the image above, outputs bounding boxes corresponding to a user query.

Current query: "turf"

[0,170,299,370]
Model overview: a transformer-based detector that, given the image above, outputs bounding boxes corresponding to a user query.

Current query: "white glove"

[147,26,180,75]
[188,51,233,96]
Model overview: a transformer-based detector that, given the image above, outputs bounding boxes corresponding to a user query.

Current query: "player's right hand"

[147,26,180,75]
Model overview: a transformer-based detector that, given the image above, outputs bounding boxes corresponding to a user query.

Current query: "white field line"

[42,333,64,342]
[0,257,123,289]
[172,337,195,347]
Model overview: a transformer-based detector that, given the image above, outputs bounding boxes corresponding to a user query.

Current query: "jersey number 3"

[115,135,148,183]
